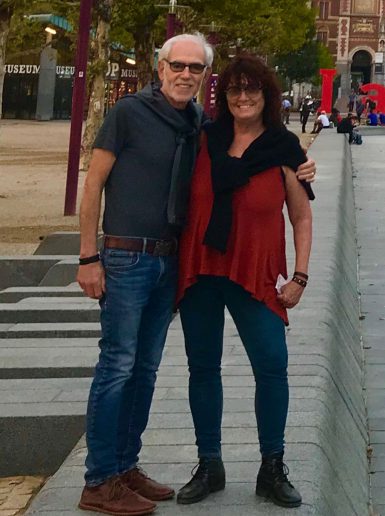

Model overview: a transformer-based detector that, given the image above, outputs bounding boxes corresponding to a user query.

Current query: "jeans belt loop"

[142,237,147,254]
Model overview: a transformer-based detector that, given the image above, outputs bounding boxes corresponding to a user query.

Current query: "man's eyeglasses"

[225,84,263,98]
[164,60,207,75]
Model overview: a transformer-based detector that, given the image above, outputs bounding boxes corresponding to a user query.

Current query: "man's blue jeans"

[179,276,289,459]
[85,248,177,486]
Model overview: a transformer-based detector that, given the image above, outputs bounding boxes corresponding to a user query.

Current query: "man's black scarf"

[203,117,315,253]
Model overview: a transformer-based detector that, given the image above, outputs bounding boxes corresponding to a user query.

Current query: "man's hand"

[277,281,305,309]
[77,261,106,299]
[297,158,316,183]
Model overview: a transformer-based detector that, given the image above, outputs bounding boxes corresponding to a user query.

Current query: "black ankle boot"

[255,453,301,508]
[177,458,225,504]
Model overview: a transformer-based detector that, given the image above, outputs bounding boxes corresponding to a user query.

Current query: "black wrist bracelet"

[79,253,100,265]
[294,271,309,281]
[292,276,307,288]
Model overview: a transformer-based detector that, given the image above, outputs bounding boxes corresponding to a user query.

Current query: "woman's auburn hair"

[215,54,283,128]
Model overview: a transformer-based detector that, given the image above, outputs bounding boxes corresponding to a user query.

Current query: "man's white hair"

[158,32,214,67]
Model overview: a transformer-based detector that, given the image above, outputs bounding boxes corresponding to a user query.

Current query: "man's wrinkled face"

[158,41,209,109]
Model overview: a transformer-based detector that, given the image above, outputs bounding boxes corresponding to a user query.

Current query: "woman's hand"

[296,157,316,182]
[277,280,305,309]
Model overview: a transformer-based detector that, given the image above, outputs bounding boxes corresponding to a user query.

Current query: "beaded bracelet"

[292,276,307,288]
[79,253,100,265]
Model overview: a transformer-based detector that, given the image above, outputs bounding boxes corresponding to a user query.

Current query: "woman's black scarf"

[203,117,315,253]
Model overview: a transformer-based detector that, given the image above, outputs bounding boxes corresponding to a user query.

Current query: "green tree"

[0,1,27,118]
[275,40,334,86]
[81,0,114,170]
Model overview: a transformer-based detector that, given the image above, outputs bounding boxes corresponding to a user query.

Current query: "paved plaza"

[0,118,384,515]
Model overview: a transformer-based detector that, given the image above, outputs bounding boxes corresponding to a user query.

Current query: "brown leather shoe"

[78,476,156,515]
[122,467,175,501]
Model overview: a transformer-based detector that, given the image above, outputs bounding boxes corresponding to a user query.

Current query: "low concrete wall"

[286,131,369,514]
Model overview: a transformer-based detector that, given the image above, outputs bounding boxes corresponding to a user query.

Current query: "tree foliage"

[274,40,334,85]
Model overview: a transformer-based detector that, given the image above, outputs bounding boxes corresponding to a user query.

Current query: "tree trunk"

[134,29,154,91]
[81,0,112,171]
[0,5,13,119]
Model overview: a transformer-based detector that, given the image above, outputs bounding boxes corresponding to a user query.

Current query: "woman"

[176,55,313,509]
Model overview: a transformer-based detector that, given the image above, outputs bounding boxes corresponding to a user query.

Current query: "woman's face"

[225,76,265,125]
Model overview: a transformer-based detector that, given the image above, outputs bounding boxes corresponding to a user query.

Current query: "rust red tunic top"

[177,138,289,324]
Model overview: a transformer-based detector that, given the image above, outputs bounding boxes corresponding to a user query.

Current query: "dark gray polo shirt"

[93,90,199,239]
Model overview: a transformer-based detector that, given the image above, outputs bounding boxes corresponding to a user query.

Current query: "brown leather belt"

[104,236,178,256]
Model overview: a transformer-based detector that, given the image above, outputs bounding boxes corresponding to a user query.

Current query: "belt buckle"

[153,240,172,256]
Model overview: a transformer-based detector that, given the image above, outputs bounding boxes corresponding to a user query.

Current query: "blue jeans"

[85,248,177,486]
[179,276,288,459]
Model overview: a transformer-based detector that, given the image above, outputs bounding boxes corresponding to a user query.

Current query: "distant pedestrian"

[282,98,291,125]
[311,110,330,133]
[337,112,354,143]
[379,112,385,125]
[367,111,378,126]
[365,97,376,114]
[301,100,312,133]
[329,107,342,127]
[348,89,356,111]
[356,98,365,124]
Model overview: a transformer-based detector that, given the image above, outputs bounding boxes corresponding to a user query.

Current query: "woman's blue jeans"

[85,248,177,486]
[179,276,289,459]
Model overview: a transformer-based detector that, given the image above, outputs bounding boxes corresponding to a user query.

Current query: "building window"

[317,30,328,44]
[319,1,329,19]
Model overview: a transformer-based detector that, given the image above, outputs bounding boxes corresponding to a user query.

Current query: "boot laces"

[108,478,134,501]
[132,466,149,479]
[275,462,290,483]
[190,460,209,480]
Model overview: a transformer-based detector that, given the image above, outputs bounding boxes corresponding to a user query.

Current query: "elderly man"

[77,33,316,516]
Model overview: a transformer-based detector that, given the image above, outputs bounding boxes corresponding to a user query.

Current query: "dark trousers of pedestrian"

[301,112,310,133]
[179,275,289,459]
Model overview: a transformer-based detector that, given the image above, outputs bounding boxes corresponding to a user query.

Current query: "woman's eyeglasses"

[164,60,207,74]
[225,84,263,98]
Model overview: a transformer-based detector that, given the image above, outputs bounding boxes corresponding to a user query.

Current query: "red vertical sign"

[319,69,337,113]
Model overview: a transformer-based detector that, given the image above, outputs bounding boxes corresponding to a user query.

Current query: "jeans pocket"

[103,250,140,271]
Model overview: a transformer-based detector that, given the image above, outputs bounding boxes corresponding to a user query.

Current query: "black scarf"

[136,83,203,229]
[203,118,315,253]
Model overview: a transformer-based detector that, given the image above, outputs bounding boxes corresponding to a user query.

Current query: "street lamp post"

[156,0,188,39]
[167,0,177,39]
[64,0,93,216]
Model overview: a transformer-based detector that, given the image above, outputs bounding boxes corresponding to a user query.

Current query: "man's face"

[158,41,209,109]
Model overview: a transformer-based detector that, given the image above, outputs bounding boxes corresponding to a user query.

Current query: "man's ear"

[158,60,165,82]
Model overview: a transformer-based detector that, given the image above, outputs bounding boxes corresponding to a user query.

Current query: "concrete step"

[0,377,90,476]
[34,231,102,255]
[0,285,83,303]
[38,258,78,286]
[0,322,101,338]
[0,256,75,290]
[0,298,99,324]
[0,338,99,379]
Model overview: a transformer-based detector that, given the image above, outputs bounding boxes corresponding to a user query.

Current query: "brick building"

[313,0,385,95]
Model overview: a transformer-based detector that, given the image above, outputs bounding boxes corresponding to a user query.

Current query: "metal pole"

[167,12,176,39]
[64,0,93,216]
